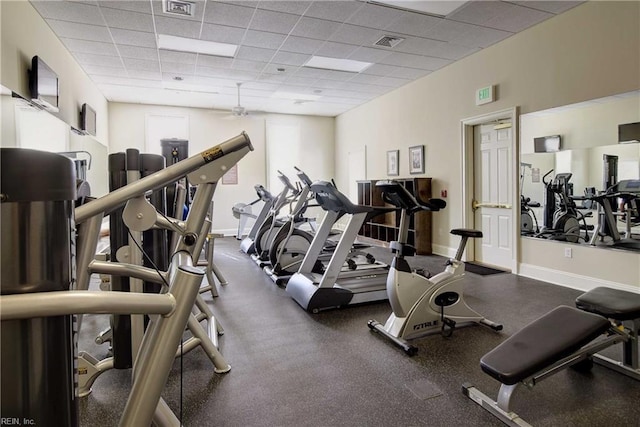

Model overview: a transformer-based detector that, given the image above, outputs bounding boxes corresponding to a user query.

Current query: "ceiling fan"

[230,82,248,117]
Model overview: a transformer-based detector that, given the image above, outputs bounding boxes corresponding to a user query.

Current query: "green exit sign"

[476,85,495,105]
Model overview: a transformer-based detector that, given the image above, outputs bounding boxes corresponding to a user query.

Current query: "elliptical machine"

[367,180,503,356]
[538,170,590,243]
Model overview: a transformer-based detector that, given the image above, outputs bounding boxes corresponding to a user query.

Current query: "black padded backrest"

[309,181,371,215]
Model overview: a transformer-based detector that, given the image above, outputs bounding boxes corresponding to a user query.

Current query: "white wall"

[109,102,334,234]
[1,1,108,146]
[335,1,640,291]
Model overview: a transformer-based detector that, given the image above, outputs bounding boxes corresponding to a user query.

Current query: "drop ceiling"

[30,0,583,117]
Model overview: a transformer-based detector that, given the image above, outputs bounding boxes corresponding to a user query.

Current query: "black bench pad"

[480,306,610,385]
[576,287,640,321]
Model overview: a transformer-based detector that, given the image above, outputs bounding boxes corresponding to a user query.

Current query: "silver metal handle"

[472,200,512,211]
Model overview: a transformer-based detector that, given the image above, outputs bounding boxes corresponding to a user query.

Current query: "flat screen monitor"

[29,56,59,113]
[534,135,561,153]
[618,122,640,144]
[80,103,97,136]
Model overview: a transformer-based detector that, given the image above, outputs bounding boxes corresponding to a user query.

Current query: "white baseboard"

[432,244,456,259]
[518,263,639,294]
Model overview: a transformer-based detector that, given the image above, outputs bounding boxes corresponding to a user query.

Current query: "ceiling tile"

[162,61,196,75]
[231,59,268,72]
[280,36,324,54]
[203,2,255,27]
[154,16,201,38]
[429,43,480,61]
[100,7,154,32]
[249,9,300,34]
[118,45,159,61]
[197,55,234,68]
[346,73,383,85]
[290,17,341,40]
[346,3,404,29]
[283,75,318,86]
[512,1,584,14]
[386,67,432,80]
[200,23,246,44]
[362,63,401,76]
[485,4,553,33]
[271,51,311,66]
[447,1,513,26]
[111,28,158,48]
[384,11,442,38]
[347,46,392,63]
[31,1,105,25]
[242,81,281,91]
[304,1,362,23]
[375,76,411,88]
[310,79,345,89]
[379,52,450,70]
[235,46,277,62]
[47,20,111,43]
[261,63,298,75]
[60,38,118,56]
[83,64,127,76]
[420,19,477,43]
[97,1,152,14]
[91,75,162,88]
[159,50,197,64]
[328,24,382,46]
[452,26,512,48]
[257,1,311,15]
[241,30,288,49]
[314,41,358,59]
[123,58,160,72]
[393,37,449,57]
[73,52,123,68]
[134,70,163,80]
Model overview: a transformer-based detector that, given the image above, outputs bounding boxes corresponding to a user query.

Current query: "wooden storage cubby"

[357,178,433,255]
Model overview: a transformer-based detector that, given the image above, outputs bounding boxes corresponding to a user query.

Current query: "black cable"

[126,229,183,424]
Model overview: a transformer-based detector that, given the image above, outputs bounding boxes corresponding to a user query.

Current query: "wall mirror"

[519,90,640,249]
[1,84,108,197]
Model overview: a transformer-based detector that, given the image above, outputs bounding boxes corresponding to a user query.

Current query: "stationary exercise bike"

[368,180,503,356]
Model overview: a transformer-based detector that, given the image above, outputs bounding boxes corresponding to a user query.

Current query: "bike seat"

[450,228,483,238]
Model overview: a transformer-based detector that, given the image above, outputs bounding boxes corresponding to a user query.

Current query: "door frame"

[460,107,519,272]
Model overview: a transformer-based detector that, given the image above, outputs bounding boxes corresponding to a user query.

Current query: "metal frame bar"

[0,133,252,427]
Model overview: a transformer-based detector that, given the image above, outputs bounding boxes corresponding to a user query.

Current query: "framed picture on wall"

[386,150,399,176]
[409,145,425,175]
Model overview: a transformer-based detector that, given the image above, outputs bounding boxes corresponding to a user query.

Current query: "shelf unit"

[357,178,433,255]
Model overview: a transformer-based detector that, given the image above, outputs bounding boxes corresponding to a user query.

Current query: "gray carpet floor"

[79,237,640,426]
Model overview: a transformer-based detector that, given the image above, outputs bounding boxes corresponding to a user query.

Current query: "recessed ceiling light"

[304,56,372,73]
[369,0,467,17]
[157,34,237,57]
[271,92,322,102]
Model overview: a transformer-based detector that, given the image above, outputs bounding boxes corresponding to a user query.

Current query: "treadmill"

[286,180,395,313]
[588,179,640,250]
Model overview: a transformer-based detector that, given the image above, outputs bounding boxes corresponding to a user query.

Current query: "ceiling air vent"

[163,0,196,17]
[374,35,405,48]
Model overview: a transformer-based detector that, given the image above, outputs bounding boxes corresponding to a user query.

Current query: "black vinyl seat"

[576,287,640,321]
[450,228,483,238]
[479,306,611,385]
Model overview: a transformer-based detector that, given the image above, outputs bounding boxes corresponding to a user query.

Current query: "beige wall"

[335,1,640,291]
[109,102,334,234]
[1,1,108,145]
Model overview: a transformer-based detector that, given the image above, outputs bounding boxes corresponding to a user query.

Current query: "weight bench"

[463,287,640,426]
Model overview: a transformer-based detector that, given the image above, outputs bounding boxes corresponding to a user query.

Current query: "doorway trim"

[460,107,519,272]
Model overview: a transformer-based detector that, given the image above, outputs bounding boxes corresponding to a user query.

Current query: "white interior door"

[473,123,513,270]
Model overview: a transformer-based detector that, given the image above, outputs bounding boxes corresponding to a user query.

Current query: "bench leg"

[593,318,640,381]
[463,383,531,427]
